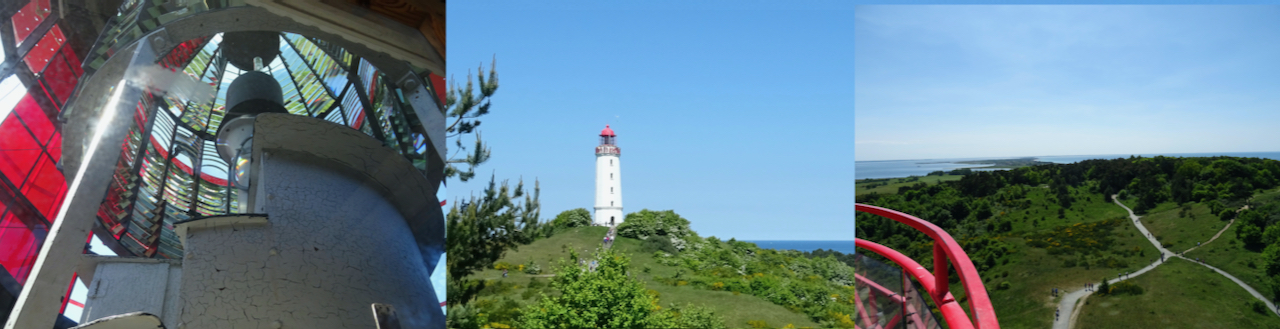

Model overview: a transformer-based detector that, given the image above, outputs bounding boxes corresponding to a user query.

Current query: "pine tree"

[446,176,541,306]
[444,58,499,182]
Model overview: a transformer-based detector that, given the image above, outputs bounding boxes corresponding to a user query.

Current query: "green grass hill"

[465,226,821,329]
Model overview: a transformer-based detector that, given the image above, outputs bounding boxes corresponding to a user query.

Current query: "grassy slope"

[466,226,821,328]
[1136,201,1228,252]
[856,174,964,197]
[1078,258,1280,329]
[1183,188,1280,294]
[982,185,1161,329]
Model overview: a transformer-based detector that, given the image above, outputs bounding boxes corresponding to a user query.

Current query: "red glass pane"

[21,154,67,221]
[429,73,446,106]
[13,94,54,145]
[159,36,208,69]
[24,25,66,74]
[61,43,82,77]
[39,45,81,110]
[0,213,39,284]
[47,132,61,162]
[11,0,51,45]
[0,110,41,186]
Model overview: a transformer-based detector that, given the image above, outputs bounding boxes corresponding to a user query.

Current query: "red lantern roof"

[600,125,616,137]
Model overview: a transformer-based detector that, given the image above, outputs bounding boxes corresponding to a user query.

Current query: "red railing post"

[934,242,949,301]
[856,203,1000,329]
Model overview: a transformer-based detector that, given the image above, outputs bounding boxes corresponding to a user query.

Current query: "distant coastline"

[747,240,858,255]
[857,152,1280,180]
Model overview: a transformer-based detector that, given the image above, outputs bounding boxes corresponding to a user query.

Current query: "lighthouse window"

[611,187,614,194]
[611,201,614,206]
[610,159,613,166]
[610,173,613,180]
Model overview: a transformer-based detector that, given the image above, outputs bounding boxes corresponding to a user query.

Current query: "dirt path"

[1058,197,1273,329]
[1054,197,1175,329]
[1179,218,1233,254]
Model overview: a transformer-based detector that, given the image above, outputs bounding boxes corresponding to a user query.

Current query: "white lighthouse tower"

[595,125,624,226]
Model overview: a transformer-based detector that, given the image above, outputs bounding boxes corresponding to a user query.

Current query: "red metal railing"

[856,203,1000,329]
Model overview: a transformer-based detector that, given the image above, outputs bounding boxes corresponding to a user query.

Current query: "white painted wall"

[594,151,623,226]
[178,152,443,329]
[80,261,182,328]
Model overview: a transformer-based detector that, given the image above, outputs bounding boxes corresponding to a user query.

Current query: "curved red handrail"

[856,203,1000,329]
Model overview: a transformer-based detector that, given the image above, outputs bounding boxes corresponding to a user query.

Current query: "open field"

[1077,258,1280,329]
[1138,201,1228,252]
[466,226,821,328]
[1183,223,1270,298]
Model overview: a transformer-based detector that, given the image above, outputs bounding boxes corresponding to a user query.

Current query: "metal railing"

[856,203,1000,329]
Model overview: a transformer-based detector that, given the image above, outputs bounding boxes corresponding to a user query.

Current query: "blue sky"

[447,1,854,240]
[856,6,1280,161]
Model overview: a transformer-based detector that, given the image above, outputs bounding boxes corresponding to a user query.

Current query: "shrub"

[748,320,770,328]
[1253,301,1269,315]
[524,260,542,275]
[1108,281,1143,295]
[494,262,514,271]
[617,210,700,251]
[1220,209,1237,221]
[997,281,1011,290]
[550,208,593,229]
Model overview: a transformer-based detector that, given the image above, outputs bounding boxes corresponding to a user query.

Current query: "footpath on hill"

[1056,197,1276,329]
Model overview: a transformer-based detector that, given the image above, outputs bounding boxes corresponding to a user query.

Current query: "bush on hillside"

[523,260,542,275]
[551,208,593,229]
[1252,300,1269,315]
[617,209,701,251]
[1108,281,1144,295]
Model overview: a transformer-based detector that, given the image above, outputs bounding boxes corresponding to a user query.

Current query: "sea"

[856,152,1280,180]
[747,240,858,255]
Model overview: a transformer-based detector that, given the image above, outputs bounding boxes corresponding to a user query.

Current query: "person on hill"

[503,269,508,278]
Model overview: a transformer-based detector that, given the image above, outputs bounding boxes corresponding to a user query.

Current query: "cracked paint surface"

[254,113,444,273]
[179,151,442,328]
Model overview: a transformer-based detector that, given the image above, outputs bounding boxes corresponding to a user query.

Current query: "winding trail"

[1054,197,1275,329]
[1054,197,1173,329]
[1182,218,1234,254]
